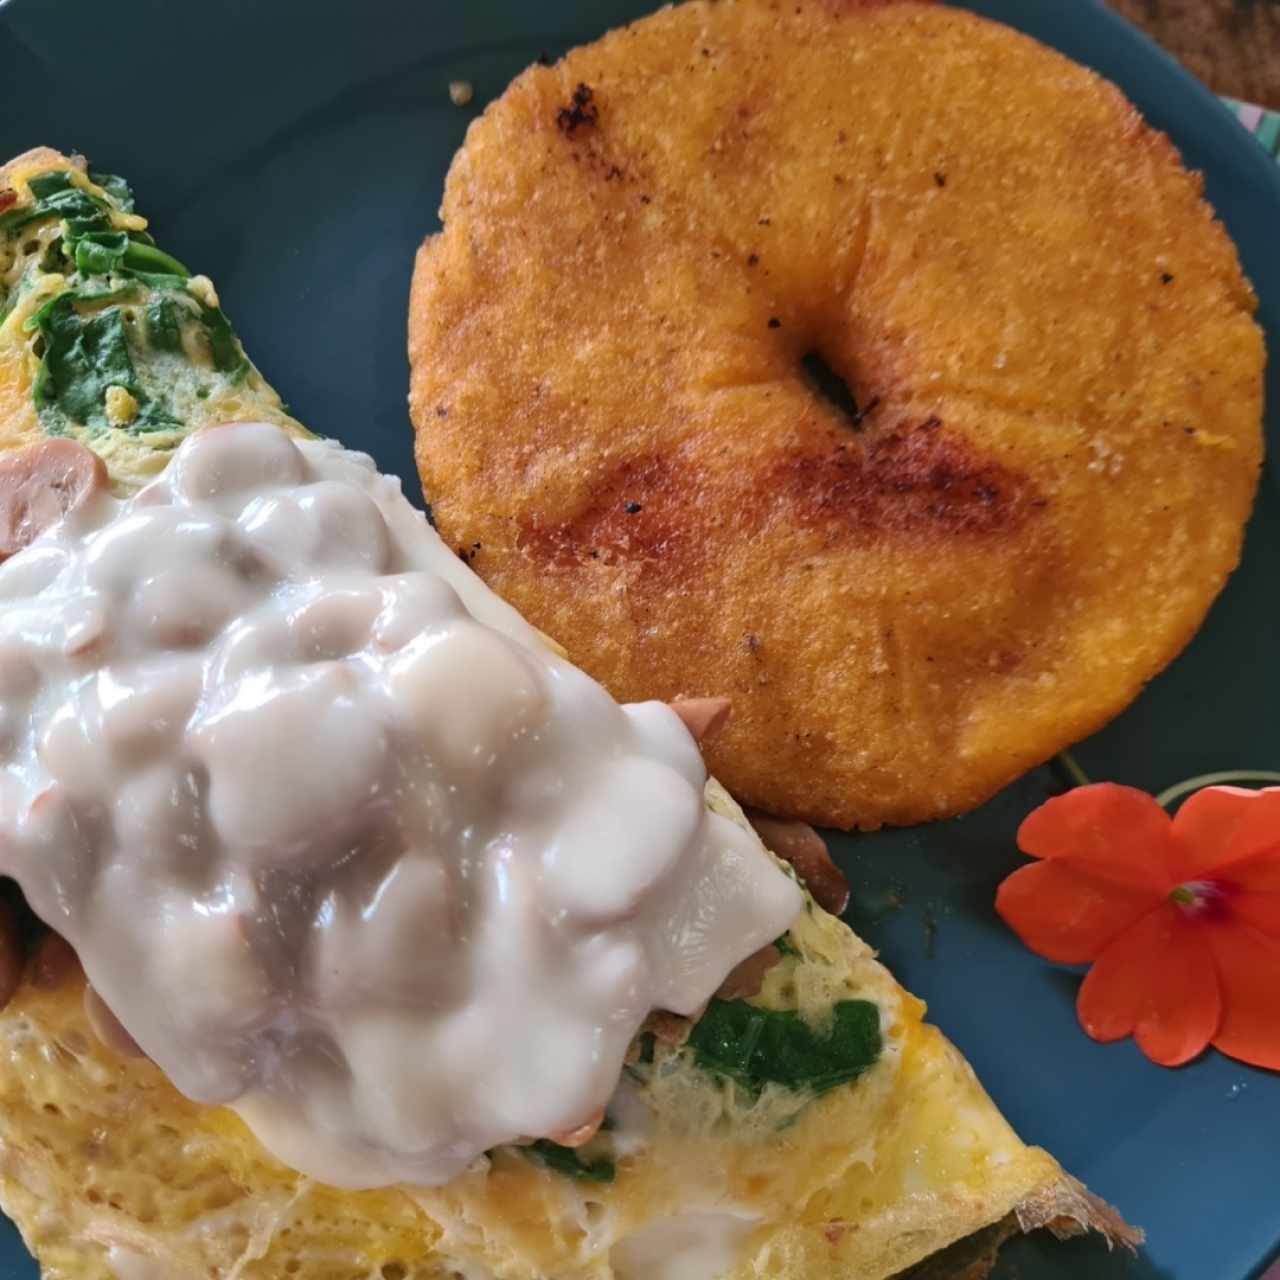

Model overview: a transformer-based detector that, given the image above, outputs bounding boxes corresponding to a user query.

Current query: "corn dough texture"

[409,0,1265,830]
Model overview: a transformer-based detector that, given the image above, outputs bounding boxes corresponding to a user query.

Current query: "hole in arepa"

[801,351,865,430]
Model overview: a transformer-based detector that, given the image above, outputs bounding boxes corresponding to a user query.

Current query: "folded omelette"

[0,148,1135,1280]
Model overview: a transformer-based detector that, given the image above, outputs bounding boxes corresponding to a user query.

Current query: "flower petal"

[1172,786,1280,880]
[1018,784,1177,890]
[1231,855,1280,894]
[1076,903,1221,1067]
[1227,881,1280,937]
[1205,922,1280,1070]
[996,860,1159,963]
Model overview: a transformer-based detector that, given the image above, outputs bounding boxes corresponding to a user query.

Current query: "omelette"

[0,148,1137,1279]
[408,0,1265,832]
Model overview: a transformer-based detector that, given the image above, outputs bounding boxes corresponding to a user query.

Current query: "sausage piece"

[547,1105,606,1148]
[745,809,850,916]
[715,943,781,1001]
[0,439,108,561]
[668,696,731,746]
[29,932,80,991]
[0,902,23,1011]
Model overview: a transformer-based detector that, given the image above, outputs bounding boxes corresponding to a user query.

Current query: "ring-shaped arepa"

[409,0,1265,830]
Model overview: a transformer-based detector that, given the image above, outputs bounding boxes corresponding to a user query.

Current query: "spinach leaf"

[73,229,130,276]
[88,171,135,212]
[12,166,252,421]
[38,237,68,274]
[26,172,76,201]
[686,998,881,1095]
[145,298,183,352]
[194,295,249,378]
[0,170,137,245]
[46,188,113,223]
[0,196,61,238]
[126,270,192,291]
[0,171,113,240]
[31,295,140,428]
[130,396,183,431]
[0,174,107,238]
[526,1140,616,1184]
[63,212,114,242]
[64,227,188,283]
[24,283,140,332]
[123,239,189,278]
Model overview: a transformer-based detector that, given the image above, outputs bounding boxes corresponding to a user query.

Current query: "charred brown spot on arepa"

[516,454,706,576]
[770,420,1041,543]
[556,82,599,136]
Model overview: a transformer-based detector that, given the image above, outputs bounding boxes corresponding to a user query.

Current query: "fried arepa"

[408,0,1264,830]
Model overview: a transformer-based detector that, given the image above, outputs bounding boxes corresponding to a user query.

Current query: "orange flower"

[996,782,1280,1069]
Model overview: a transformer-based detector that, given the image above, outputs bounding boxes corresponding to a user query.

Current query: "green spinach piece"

[194,294,249,378]
[126,270,192,291]
[31,295,140,428]
[526,1140,616,1184]
[26,172,77,201]
[0,170,138,246]
[123,239,189,278]
[63,212,114,244]
[73,229,130,276]
[31,175,109,224]
[145,297,183,353]
[64,227,187,283]
[129,397,183,432]
[24,284,140,333]
[0,172,107,238]
[686,998,881,1095]
[0,171,111,241]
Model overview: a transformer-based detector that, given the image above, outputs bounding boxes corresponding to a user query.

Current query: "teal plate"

[1,1,1277,1276]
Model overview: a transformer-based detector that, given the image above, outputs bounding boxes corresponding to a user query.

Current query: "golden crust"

[408,0,1265,830]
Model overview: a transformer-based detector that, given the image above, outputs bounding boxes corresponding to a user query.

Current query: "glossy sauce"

[611,1211,760,1280]
[0,423,801,1189]
[105,1247,200,1280]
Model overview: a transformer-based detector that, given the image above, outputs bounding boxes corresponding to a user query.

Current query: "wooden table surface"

[1108,0,1280,107]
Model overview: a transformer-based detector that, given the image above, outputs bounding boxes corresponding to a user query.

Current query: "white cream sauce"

[106,1245,201,1280]
[610,1211,760,1280]
[0,423,802,1189]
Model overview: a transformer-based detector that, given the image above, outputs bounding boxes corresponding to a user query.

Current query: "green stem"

[1055,750,1091,790]
[123,239,190,278]
[1155,770,1280,810]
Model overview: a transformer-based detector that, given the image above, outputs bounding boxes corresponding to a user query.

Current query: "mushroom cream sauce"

[0,422,802,1189]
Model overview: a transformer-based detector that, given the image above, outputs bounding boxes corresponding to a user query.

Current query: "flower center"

[1169,879,1228,918]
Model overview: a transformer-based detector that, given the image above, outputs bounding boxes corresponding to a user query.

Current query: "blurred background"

[1109,0,1279,108]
